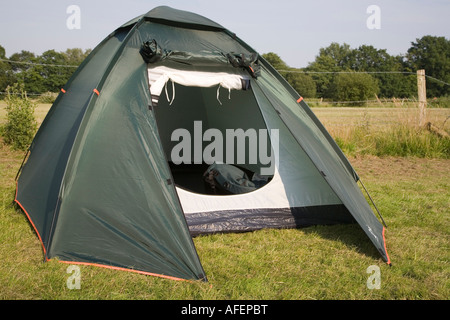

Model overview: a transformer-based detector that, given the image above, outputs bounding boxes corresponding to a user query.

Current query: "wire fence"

[278,69,450,87]
[0,58,78,68]
[1,58,449,108]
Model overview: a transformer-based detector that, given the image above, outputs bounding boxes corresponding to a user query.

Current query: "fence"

[1,58,449,127]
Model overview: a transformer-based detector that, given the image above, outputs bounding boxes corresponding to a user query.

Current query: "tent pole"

[358,179,387,228]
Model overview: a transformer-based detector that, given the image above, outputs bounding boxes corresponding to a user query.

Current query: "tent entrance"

[152,81,275,195]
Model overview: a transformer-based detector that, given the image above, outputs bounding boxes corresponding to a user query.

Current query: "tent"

[14,6,390,281]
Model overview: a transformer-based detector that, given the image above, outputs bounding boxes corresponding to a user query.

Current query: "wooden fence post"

[417,69,427,127]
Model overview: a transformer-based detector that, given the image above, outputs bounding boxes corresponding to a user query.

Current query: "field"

[0,102,449,301]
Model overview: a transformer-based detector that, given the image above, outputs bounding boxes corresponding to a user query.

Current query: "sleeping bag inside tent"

[14,6,390,281]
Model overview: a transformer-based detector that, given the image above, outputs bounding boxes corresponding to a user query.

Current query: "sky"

[0,0,449,68]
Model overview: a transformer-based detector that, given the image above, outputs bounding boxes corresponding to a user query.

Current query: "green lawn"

[0,103,448,300]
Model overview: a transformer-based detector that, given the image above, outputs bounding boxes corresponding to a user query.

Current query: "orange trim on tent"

[297,96,303,103]
[14,181,193,281]
[58,260,192,282]
[14,181,48,258]
[93,88,100,96]
[61,88,66,93]
[382,226,391,265]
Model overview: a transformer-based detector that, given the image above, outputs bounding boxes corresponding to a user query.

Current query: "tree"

[306,42,417,99]
[406,35,450,97]
[65,48,91,64]
[316,42,352,69]
[2,46,91,94]
[328,72,379,105]
[0,45,14,92]
[36,50,73,93]
[346,45,394,71]
[262,52,316,98]
[347,45,415,98]
[8,50,42,93]
[285,72,316,98]
[305,52,344,98]
[261,52,289,71]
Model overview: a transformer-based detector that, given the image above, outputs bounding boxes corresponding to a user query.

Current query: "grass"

[333,124,450,158]
[0,102,449,300]
[313,106,450,158]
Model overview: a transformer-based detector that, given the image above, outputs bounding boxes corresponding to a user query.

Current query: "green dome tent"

[14,6,390,281]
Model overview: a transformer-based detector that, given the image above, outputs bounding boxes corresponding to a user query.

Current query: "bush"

[328,72,379,105]
[2,83,37,150]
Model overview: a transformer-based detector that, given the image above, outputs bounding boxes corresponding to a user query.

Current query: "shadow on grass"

[299,223,382,261]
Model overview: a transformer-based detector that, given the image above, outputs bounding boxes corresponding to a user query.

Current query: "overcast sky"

[1,0,449,68]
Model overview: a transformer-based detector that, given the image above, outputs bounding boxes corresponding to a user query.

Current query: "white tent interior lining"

[147,65,343,216]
